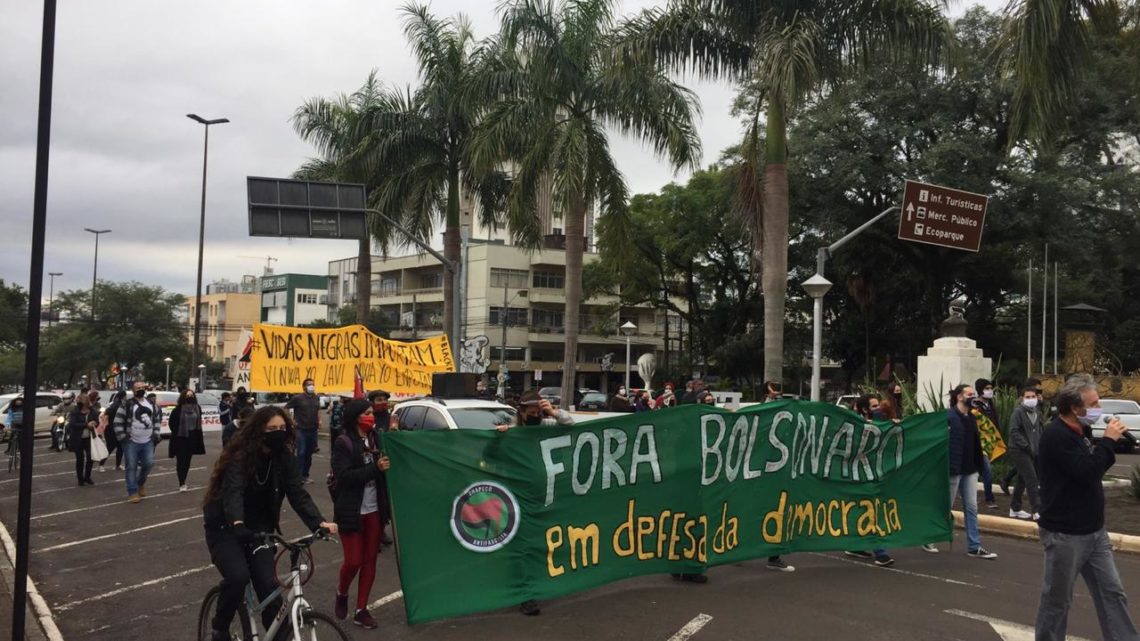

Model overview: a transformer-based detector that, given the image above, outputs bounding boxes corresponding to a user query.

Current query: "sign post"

[898,180,989,252]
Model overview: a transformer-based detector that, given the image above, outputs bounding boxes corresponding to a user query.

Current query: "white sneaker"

[1010,509,1032,520]
[179,485,188,493]
[921,544,939,553]
[1032,513,1040,521]
[98,465,105,472]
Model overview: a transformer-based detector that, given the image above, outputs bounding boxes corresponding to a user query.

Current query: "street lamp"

[498,287,528,397]
[197,363,206,392]
[802,273,833,402]
[163,357,173,389]
[83,228,110,319]
[620,321,637,392]
[47,272,61,326]
[187,114,229,396]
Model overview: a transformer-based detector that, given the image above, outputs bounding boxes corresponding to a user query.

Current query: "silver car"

[0,392,63,436]
[1092,399,1139,453]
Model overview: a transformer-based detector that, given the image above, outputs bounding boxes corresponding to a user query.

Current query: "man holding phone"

[1035,374,1138,640]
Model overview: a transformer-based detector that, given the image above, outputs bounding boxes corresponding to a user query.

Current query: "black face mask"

[524,415,543,426]
[265,430,287,451]
[135,390,146,398]
[871,410,886,420]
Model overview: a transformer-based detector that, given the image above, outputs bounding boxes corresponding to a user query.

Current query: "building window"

[488,347,527,361]
[297,293,319,305]
[531,308,563,329]
[532,270,564,289]
[489,306,528,326]
[490,268,529,289]
[419,272,443,289]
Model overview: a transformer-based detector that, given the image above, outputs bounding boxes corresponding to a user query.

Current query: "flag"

[353,367,365,399]
[971,409,1007,461]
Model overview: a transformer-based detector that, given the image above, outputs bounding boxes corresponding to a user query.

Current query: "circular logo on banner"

[450,482,521,553]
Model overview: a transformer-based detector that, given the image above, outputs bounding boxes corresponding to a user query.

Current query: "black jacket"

[330,430,387,533]
[203,449,325,534]
[66,406,99,443]
[168,404,207,458]
[1038,417,1115,535]
[947,406,984,476]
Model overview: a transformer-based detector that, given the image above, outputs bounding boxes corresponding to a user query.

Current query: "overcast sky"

[1,1,1005,301]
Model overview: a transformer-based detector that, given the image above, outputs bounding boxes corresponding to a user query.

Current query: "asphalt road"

[1110,451,1138,478]
[2,438,1139,641]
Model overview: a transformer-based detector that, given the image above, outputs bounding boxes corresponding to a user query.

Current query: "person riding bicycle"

[202,406,337,641]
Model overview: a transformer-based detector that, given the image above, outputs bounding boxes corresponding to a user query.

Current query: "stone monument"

[916,303,993,412]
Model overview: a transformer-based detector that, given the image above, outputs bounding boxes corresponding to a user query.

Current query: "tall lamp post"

[621,321,637,391]
[498,287,528,396]
[802,274,833,402]
[47,271,61,326]
[186,114,229,393]
[163,357,173,389]
[83,228,110,319]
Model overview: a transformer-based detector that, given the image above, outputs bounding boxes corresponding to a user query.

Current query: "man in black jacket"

[1035,374,1137,641]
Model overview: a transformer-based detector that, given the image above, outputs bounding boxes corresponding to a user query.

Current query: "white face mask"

[982,389,994,399]
[1023,398,1038,409]
[305,385,315,394]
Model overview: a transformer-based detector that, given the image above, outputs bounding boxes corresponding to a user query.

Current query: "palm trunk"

[761,99,789,383]
[356,237,370,326]
[560,191,586,408]
[443,162,461,346]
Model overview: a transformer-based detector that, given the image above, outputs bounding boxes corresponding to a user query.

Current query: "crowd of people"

[6,368,1131,640]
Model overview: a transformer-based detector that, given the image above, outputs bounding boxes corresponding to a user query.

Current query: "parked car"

[834,394,860,410]
[0,392,62,436]
[147,391,224,437]
[1092,399,1140,453]
[391,398,517,431]
[577,392,609,411]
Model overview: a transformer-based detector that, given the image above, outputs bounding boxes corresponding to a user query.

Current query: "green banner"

[383,401,951,623]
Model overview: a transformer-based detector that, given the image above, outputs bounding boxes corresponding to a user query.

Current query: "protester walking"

[1035,374,1138,641]
[67,393,99,485]
[218,391,234,427]
[759,381,796,571]
[100,390,127,472]
[112,382,159,503]
[366,390,394,545]
[848,395,894,566]
[201,406,337,641]
[168,389,207,492]
[331,399,390,629]
[286,379,321,483]
[947,384,998,559]
[222,406,254,448]
[1006,385,1044,520]
[50,391,75,452]
[972,378,1000,509]
[655,383,678,409]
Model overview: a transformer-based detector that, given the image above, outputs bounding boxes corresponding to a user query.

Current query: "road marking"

[0,469,75,484]
[54,564,214,611]
[368,590,404,610]
[82,601,195,634]
[32,486,201,521]
[946,609,1093,641]
[811,552,986,588]
[666,613,713,641]
[36,514,202,553]
[1,466,207,498]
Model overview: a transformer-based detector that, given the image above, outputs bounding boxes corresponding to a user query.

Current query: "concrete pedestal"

[916,336,992,412]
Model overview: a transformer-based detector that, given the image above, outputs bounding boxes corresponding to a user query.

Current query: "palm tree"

[623,0,951,382]
[292,73,399,324]
[1000,0,1121,143]
[360,3,509,347]
[473,0,701,405]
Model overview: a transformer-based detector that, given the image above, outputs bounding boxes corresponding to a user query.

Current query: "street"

[1,438,1138,641]
[1111,451,1138,478]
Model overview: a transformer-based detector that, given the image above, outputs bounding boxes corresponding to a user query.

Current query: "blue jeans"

[1036,528,1139,641]
[295,428,317,479]
[980,456,995,502]
[123,440,154,496]
[950,472,981,552]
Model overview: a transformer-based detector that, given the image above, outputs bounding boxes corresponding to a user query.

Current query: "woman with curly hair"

[201,406,337,641]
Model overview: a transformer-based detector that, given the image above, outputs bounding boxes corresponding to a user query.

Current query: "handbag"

[89,434,109,461]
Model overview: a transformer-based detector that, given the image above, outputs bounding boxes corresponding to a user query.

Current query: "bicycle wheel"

[295,609,353,641]
[198,584,253,641]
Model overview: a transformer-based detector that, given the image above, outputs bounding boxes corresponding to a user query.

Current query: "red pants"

[338,511,381,610]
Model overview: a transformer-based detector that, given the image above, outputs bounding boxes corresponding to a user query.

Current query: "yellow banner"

[248,323,454,395]
[972,409,1007,462]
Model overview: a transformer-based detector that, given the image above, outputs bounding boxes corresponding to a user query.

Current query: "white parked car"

[1092,399,1139,453]
[0,392,63,435]
[391,398,517,431]
[146,391,224,437]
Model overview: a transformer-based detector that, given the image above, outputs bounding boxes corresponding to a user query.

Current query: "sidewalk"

[0,556,49,641]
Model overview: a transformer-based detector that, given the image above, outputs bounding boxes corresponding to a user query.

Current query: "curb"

[0,518,64,641]
[952,510,1140,554]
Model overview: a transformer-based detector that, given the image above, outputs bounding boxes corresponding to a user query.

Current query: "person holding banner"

[947,384,998,560]
[286,379,322,483]
[330,399,390,629]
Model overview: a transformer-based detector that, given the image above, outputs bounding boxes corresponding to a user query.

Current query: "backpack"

[325,433,355,501]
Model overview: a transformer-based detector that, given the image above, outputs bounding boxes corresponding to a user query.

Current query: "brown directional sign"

[897,180,988,252]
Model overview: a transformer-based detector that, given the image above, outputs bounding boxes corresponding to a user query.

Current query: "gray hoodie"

[1007,404,1045,456]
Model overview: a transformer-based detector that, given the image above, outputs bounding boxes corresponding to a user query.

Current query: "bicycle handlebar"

[251,528,333,554]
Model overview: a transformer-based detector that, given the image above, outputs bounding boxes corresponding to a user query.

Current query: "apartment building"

[185,291,260,372]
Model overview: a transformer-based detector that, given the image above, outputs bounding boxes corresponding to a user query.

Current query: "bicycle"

[6,427,20,473]
[198,530,353,641]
